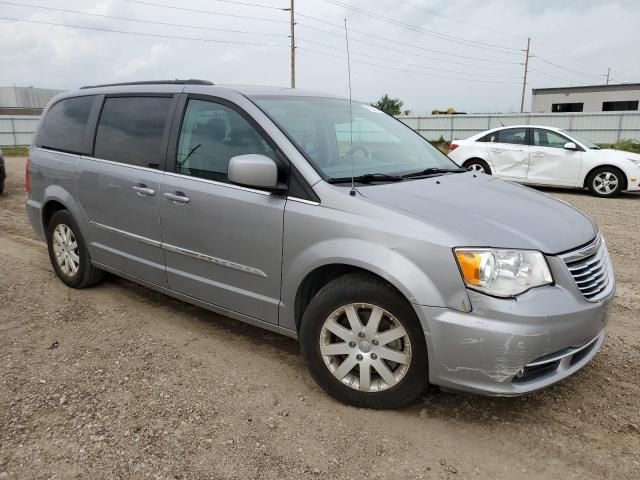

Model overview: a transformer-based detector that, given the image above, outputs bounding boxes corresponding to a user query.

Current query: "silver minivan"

[27,80,614,409]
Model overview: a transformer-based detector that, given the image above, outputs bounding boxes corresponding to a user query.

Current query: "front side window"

[176,99,275,182]
[532,129,570,149]
[94,96,173,169]
[36,96,95,154]
[252,96,456,180]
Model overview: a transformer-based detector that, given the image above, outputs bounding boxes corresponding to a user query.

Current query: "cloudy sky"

[1,0,638,114]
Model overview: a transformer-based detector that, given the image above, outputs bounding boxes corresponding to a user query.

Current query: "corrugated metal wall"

[398,112,640,144]
[2,111,639,147]
[0,115,40,146]
[0,87,64,108]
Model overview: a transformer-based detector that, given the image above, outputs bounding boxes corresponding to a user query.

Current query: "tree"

[372,94,404,116]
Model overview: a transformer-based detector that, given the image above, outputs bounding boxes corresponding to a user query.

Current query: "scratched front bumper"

[415,260,614,396]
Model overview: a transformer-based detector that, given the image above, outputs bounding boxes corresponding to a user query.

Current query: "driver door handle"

[164,191,190,204]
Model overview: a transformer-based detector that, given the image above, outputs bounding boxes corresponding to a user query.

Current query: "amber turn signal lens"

[455,251,481,285]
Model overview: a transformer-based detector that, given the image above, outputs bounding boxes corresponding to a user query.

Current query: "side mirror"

[563,142,578,151]
[228,154,280,190]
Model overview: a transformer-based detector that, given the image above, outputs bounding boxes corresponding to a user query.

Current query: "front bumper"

[415,255,614,396]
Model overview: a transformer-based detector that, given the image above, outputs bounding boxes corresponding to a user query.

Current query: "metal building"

[0,86,64,115]
[531,83,640,114]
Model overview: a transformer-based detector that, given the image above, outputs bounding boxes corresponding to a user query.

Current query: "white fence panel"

[399,112,640,143]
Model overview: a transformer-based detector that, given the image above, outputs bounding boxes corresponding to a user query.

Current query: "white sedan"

[448,125,640,197]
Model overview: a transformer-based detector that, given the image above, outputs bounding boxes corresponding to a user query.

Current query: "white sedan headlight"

[454,248,553,297]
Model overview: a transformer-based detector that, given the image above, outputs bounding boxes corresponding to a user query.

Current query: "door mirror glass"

[563,141,578,151]
[228,154,279,189]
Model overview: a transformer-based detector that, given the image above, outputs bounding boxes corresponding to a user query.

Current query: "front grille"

[562,235,613,302]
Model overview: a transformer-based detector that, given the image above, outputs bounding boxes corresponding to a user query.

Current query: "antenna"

[344,18,356,197]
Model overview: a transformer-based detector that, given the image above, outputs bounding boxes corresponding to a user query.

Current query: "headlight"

[454,248,553,297]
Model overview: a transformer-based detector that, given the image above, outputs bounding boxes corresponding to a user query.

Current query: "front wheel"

[587,167,624,197]
[463,158,492,175]
[299,273,428,409]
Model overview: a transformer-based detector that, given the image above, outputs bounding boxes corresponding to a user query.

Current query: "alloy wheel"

[52,224,80,277]
[593,171,619,195]
[319,303,412,392]
[468,163,486,173]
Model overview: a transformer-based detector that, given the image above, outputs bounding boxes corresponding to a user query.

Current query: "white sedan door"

[527,128,582,186]
[484,127,530,181]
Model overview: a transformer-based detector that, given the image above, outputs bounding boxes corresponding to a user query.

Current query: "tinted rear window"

[36,96,95,154]
[94,96,172,169]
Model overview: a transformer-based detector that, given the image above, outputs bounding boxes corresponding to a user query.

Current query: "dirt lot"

[1,156,639,479]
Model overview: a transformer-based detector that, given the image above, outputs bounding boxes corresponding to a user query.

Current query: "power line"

[0,16,289,47]
[131,0,287,11]
[298,47,521,85]
[124,0,289,24]
[296,20,522,67]
[318,0,522,54]
[528,67,585,86]
[297,37,523,79]
[402,0,525,40]
[0,1,287,37]
[532,55,603,80]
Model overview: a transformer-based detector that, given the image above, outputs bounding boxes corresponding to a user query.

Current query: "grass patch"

[1,146,29,157]
[600,139,640,154]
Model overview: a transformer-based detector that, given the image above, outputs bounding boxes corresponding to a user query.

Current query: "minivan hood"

[358,173,597,254]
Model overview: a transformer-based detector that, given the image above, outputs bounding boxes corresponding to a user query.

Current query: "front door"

[77,95,176,286]
[485,127,530,181]
[160,96,286,324]
[527,128,582,186]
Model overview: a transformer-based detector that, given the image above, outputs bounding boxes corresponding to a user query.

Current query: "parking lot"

[1,155,639,479]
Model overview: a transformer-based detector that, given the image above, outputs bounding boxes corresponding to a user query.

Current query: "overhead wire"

[298,47,522,85]
[318,0,522,54]
[0,1,288,37]
[0,16,289,47]
[296,37,523,79]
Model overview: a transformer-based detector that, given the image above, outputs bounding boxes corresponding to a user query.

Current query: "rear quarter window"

[36,96,96,154]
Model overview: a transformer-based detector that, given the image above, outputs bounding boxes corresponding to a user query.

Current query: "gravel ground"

[1,156,639,479]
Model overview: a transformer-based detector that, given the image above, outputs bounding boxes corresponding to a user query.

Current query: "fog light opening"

[516,368,525,378]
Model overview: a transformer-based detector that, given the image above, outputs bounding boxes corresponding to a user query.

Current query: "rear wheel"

[587,167,625,197]
[46,210,104,288]
[299,273,428,409]
[463,158,491,175]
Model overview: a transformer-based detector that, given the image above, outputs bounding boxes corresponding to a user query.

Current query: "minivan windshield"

[253,96,460,182]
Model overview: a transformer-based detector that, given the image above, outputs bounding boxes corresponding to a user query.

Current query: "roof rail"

[80,79,214,89]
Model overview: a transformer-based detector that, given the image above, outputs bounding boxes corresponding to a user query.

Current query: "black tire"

[299,272,428,409]
[0,180,4,194]
[587,166,625,198]
[463,158,492,175]
[46,210,104,288]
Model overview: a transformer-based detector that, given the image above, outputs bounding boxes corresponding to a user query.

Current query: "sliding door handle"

[132,184,155,196]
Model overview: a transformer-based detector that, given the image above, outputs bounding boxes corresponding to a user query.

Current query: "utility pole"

[520,37,530,113]
[606,66,610,85]
[290,0,295,89]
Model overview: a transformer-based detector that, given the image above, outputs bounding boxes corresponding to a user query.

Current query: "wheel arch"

[40,186,92,240]
[293,263,409,332]
[462,156,494,173]
[583,164,628,190]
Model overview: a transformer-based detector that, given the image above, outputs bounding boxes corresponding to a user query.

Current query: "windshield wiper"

[402,167,467,179]
[328,173,405,184]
